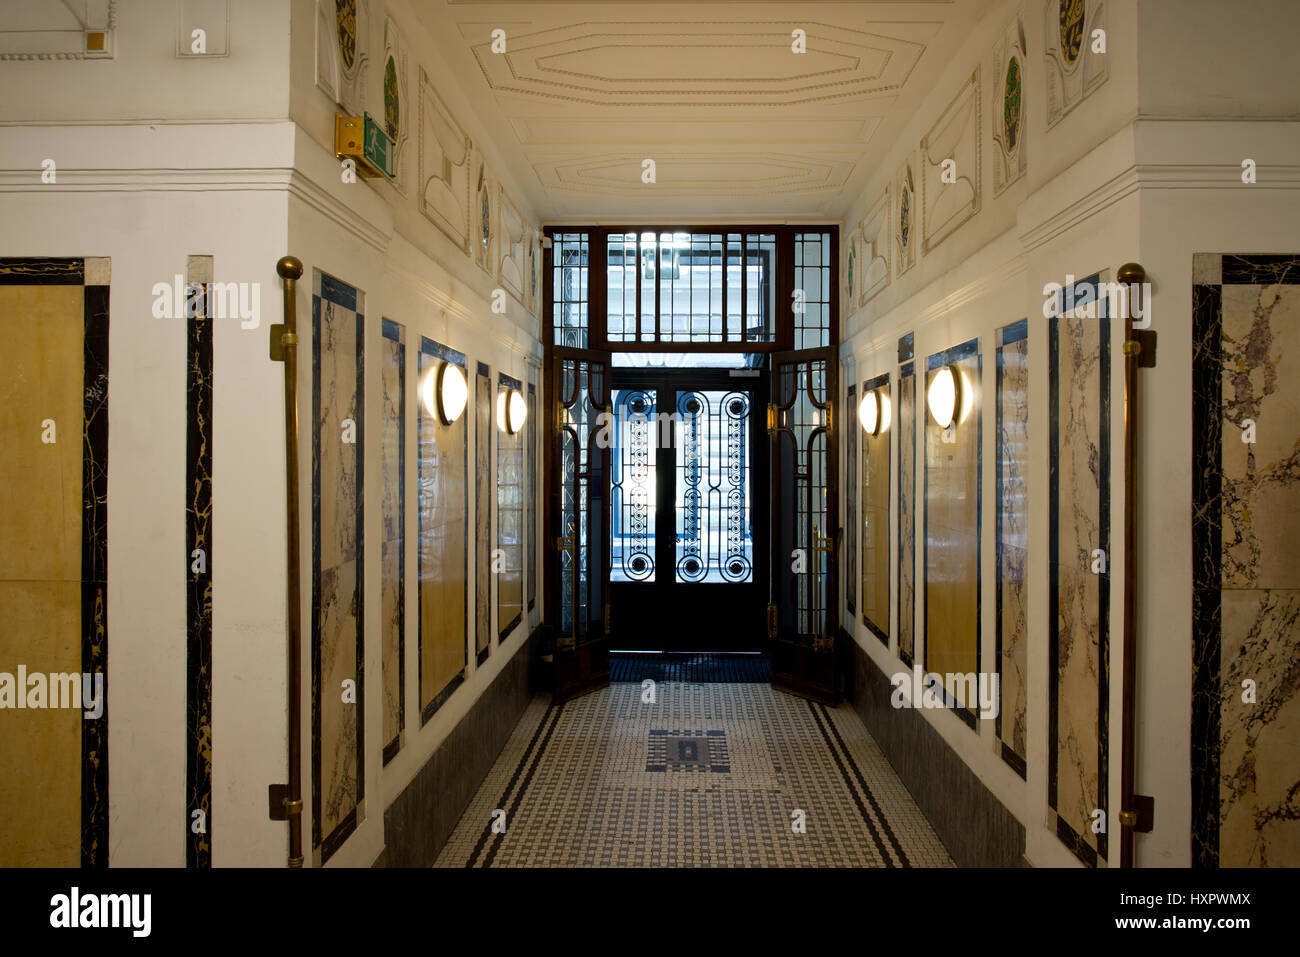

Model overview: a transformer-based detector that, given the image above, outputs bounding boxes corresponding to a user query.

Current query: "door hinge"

[766,603,778,638]
[1119,794,1155,833]
[766,404,778,435]
[604,601,611,635]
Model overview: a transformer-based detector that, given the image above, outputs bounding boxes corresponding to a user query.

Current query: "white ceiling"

[420,0,989,223]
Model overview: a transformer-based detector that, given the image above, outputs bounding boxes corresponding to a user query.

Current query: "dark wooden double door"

[545,347,837,703]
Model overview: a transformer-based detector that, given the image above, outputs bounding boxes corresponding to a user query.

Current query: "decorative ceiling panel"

[417,0,977,220]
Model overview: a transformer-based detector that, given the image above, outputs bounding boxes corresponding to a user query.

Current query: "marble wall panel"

[1193,254,1300,867]
[526,377,538,612]
[497,374,524,639]
[898,343,917,667]
[862,373,891,644]
[312,272,364,863]
[923,343,982,724]
[0,262,109,866]
[845,379,857,616]
[475,363,492,663]
[418,340,467,722]
[186,257,214,866]
[380,320,405,765]
[1049,278,1109,866]
[996,321,1029,776]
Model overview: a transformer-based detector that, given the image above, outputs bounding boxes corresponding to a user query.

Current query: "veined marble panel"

[1193,255,1300,867]
[418,341,467,722]
[312,272,364,863]
[1049,281,1109,866]
[924,344,981,728]
[845,378,857,616]
[497,375,524,639]
[898,360,917,667]
[475,363,492,663]
[380,320,405,764]
[996,322,1029,775]
[526,376,538,611]
[862,373,891,644]
[0,266,109,867]
[186,259,214,867]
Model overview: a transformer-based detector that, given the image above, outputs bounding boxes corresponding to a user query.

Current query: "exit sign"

[334,113,395,180]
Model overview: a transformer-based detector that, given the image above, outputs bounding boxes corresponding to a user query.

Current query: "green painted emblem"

[384,56,400,141]
[1004,56,1022,151]
[900,181,912,248]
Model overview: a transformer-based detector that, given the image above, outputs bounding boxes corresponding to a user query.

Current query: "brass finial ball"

[277,256,304,280]
[1117,262,1145,284]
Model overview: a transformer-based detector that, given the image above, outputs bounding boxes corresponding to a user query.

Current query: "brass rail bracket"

[1133,329,1157,368]
[267,783,302,821]
[1118,794,1155,833]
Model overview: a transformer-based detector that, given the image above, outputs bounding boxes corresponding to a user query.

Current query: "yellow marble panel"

[0,581,82,865]
[925,354,980,682]
[319,558,359,837]
[419,364,467,712]
[861,421,890,636]
[0,285,84,582]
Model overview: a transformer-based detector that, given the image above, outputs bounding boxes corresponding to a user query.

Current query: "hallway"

[436,680,950,868]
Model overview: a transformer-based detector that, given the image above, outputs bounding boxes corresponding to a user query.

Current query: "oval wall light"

[497,388,527,434]
[927,365,959,430]
[858,391,878,434]
[423,360,467,425]
[878,391,892,433]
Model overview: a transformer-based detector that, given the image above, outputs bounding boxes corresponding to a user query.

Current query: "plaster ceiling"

[418,0,988,223]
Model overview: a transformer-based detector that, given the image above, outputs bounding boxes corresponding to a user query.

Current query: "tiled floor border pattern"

[439,683,952,868]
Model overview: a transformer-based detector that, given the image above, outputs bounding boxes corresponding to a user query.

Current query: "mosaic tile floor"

[434,682,953,867]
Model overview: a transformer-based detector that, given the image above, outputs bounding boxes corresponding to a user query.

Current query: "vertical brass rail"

[1116,262,1151,867]
[276,256,305,868]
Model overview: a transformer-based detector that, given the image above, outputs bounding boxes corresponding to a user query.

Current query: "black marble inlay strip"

[311,293,322,852]
[479,703,565,868]
[0,257,83,284]
[1190,280,1223,867]
[1220,255,1300,285]
[846,382,857,616]
[476,361,491,667]
[81,281,110,868]
[1056,814,1098,868]
[526,381,537,612]
[186,275,214,868]
[466,701,557,867]
[898,331,914,363]
[1048,315,1060,812]
[815,702,911,866]
[897,362,915,669]
[1097,293,1111,865]
[382,318,405,766]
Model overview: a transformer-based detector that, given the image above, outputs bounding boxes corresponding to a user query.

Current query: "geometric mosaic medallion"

[646,729,729,773]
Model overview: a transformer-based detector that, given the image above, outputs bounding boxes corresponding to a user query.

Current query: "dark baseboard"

[374,625,542,867]
[842,633,1029,868]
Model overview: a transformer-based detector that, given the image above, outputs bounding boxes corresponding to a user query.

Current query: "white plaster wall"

[0,122,295,867]
[0,0,290,123]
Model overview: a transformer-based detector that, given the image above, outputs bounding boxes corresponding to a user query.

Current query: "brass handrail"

[1117,261,1154,866]
[274,255,305,868]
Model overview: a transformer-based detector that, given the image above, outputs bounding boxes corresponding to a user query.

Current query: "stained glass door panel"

[769,347,838,703]
[550,346,611,701]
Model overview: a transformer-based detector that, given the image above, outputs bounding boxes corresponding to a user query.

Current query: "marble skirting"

[843,634,1027,867]
[376,627,540,867]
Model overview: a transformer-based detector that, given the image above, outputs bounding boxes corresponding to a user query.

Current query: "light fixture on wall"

[858,391,878,435]
[422,360,467,425]
[927,365,960,429]
[858,388,893,436]
[497,388,527,434]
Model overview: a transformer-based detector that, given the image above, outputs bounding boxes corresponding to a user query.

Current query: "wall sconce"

[497,388,527,434]
[927,365,960,429]
[422,360,467,425]
[858,389,892,436]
